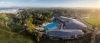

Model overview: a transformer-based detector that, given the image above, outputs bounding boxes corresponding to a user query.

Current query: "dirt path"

[0,28,18,34]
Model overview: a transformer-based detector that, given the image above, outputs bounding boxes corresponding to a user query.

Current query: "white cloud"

[30,0,36,2]
[0,2,4,4]
[0,2,4,5]
[0,2,14,7]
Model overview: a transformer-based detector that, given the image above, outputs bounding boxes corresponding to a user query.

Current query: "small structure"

[82,16,89,18]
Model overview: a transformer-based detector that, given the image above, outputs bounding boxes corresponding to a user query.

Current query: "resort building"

[43,16,88,40]
[53,16,87,29]
[46,29,84,39]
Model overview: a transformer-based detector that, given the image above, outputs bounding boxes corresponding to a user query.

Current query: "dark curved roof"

[47,29,84,37]
[55,16,87,29]
[64,18,87,29]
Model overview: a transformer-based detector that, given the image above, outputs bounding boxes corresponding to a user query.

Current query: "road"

[91,27,98,43]
[74,11,92,29]
[74,10,96,43]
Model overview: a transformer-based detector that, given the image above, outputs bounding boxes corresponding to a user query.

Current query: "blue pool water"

[43,22,58,30]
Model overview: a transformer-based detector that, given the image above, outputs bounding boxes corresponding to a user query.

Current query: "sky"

[0,0,100,8]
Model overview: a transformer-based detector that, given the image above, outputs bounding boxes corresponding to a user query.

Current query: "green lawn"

[0,30,35,43]
[81,14,100,26]
[85,18,100,26]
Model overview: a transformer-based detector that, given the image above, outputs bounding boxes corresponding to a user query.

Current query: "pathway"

[74,10,96,43]
[0,28,18,34]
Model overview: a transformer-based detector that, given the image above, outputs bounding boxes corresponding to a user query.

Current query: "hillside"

[0,29,35,43]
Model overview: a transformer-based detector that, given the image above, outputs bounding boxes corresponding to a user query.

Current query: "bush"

[4,26,11,31]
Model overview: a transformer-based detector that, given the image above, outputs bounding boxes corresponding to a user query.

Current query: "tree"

[59,10,64,16]
[0,14,9,26]
[32,32,42,42]
[25,14,36,33]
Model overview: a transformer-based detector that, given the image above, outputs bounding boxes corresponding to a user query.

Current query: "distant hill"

[0,7,21,10]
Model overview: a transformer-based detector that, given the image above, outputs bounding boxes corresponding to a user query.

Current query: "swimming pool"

[43,22,58,30]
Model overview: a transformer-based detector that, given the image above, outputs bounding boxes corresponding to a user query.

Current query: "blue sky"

[0,0,99,8]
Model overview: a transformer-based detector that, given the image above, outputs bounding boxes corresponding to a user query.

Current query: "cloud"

[30,0,36,2]
[0,2,4,5]
[0,2,4,4]
[0,2,13,7]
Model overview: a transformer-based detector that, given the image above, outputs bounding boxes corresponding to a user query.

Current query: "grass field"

[81,14,100,26]
[0,29,34,43]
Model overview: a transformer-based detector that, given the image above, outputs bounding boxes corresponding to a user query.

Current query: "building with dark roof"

[46,29,84,39]
[54,16,87,29]
[44,16,88,40]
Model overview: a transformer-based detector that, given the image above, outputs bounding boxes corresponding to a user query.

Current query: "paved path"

[75,13,92,29]
[77,14,96,43]
[91,27,98,43]
[74,11,96,43]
